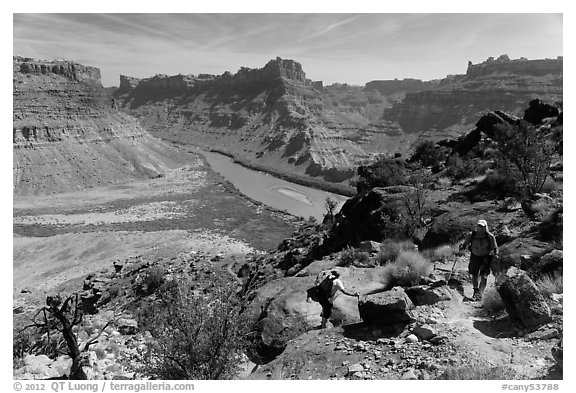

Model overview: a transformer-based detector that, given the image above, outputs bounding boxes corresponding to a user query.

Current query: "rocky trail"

[246,259,561,380]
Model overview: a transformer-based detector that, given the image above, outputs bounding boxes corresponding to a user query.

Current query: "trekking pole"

[446,254,459,282]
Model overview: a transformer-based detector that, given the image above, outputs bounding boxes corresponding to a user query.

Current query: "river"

[198,150,349,221]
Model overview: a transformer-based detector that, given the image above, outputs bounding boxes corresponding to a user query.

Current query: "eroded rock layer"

[13,56,186,196]
[113,55,562,185]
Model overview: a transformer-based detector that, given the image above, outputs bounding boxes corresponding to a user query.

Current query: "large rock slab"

[358,287,415,325]
[404,285,452,306]
[494,237,551,275]
[497,267,552,330]
[246,267,388,364]
[421,202,516,249]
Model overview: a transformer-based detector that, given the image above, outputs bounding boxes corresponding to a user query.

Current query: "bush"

[535,273,563,299]
[383,251,432,287]
[135,266,166,297]
[481,286,505,313]
[422,245,458,263]
[13,327,67,367]
[492,121,556,198]
[337,247,371,267]
[411,140,446,167]
[445,153,488,180]
[356,158,407,193]
[136,277,249,380]
[376,240,415,265]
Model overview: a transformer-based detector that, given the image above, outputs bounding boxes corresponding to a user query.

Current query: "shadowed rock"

[497,267,552,330]
[358,287,415,325]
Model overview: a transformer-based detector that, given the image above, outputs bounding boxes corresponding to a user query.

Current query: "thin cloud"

[301,15,361,42]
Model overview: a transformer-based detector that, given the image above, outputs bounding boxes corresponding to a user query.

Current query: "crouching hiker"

[306,270,359,329]
[459,219,498,301]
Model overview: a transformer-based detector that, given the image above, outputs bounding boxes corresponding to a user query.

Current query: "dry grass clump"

[383,251,432,288]
[422,245,458,264]
[535,272,563,299]
[376,239,416,265]
[481,286,505,313]
[337,246,371,267]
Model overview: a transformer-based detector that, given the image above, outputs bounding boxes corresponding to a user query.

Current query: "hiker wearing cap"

[460,219,498,301]
[310,270,359,329]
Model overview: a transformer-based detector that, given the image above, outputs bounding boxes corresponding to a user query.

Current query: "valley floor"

[13,148,299,313]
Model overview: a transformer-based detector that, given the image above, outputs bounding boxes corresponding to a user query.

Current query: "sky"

[13,13,563,87]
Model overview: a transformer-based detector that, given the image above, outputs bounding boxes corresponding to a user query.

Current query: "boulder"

[536,208,562,243]
[497,267,552,329]
[451,128,481,156]
[421,202,509,249]
[412,324,437,340]
[21,354,58,379]
[531,249,562,275]
[551,339,563,369]
[525,327,559,341]
[359,240,382,253]
[494,237,551,276]
[475,111,518,139]
[358,287,415,325]
[523,99,560,125]
[405,334,419,343]
[347,363,364,374]
[322,187,411,252]
[246,267,387,364]
[429,335,448,345]
[116,318,138,335]
[404,285,452,306]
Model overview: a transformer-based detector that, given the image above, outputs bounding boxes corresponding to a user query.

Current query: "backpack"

[469,230,495,257]
[306,276,334,303]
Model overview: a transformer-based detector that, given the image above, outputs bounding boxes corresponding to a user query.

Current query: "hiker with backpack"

[306,270,359,329]
[459,219,499,301]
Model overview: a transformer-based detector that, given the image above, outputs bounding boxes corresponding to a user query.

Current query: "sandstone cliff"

[13,56,187,196]
[115,57,422,185]
[113,55,562,186]
[383,56,563,136]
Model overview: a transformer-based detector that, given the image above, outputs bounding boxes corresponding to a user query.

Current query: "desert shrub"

[13,326,68,367]
[324,197,338,222]
[401,180,431,237]
[356,158,407,193]
[376,182,431,240]
[411,140,446,167]
[136,277,249,380]
[437,365,520,380]
[481,286,505,313]
[422,245,458,263]
[435,177,452,189]
[535,273,563,299]
[540,177,561,194]
[383,251,432,287]
[492,121,556,198]
[337,247,371,267]
[135,266,166,297]
[376,239,415,265]
[445,153,488,180]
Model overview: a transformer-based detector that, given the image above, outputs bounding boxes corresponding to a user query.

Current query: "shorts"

[318,294,333,319]
[469,254,493,276]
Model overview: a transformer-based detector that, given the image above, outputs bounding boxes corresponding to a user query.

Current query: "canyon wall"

[383,56,563,136]
[113,55,562,186]
[13,56,186,196]
[115,57,420,186]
